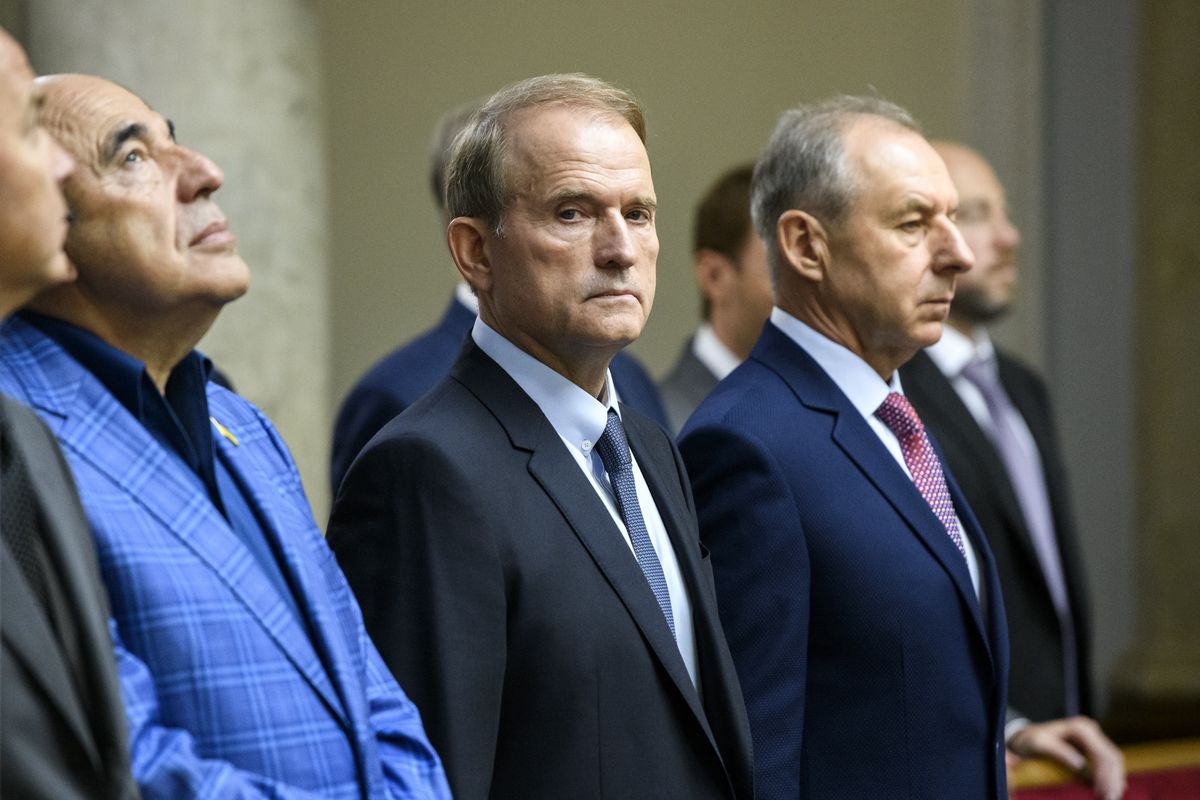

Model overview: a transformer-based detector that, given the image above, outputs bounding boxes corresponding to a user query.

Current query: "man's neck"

[946,313,984,340]
[27,301,214,395]
[709,313,754,362]
[477,308,615,401]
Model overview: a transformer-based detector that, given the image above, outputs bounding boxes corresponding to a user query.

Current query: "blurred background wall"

[3,0,1195,738]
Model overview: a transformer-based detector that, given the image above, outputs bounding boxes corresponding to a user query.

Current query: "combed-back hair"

[446,73,646,231]
[751,95,919,276]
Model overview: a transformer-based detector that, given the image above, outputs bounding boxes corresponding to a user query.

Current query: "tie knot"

[875,391,923,439]
[594,408,631,473]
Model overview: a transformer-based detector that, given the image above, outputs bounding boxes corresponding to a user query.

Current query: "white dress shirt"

[472,317,700,687]
[924,326,1043,467]
[691,323,742,382]
[769,307,982,597]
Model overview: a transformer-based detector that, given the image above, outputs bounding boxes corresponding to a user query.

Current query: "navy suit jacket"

[328,339,753,800]
[679,322,1009,800]
[901,349,1092,720]
[330,295,669,494]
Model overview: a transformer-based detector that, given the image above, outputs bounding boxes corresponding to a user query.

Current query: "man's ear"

[776,209,830,283]
[447,216,493,294]
[694,248,737,310]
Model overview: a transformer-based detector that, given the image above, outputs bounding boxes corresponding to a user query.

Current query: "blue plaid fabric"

[0,316,450,800]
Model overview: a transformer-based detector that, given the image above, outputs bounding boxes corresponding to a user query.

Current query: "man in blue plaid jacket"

[0,72,450,799]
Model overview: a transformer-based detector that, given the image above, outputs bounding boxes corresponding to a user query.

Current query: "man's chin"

[44,251,77,284]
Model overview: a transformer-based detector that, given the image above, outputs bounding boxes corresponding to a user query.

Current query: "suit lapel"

[0,544,99,765]
[10,402,130,768]
[904,352,1041,566]
[211,422,353,730]
[754,325,991,654]
[452,342,714,739]
[10,324,349,730]
[621,411,725,740]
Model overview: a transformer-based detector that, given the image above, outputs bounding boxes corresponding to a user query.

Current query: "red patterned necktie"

[874,392,966,558]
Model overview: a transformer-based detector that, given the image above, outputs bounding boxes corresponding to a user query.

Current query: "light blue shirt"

[769,307,981,597]
[472,317,700,687]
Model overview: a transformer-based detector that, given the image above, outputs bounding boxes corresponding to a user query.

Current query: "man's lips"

[189,220,235,248]
[590,289,639,300]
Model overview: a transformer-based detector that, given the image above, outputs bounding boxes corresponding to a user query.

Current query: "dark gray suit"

[660,337,720,434]
[0,395,137,800]
[901,349,1092,721]
[327,339,753,800]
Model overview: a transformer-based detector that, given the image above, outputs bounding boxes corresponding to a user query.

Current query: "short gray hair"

[751,95,919,276]
[446,73,646,231]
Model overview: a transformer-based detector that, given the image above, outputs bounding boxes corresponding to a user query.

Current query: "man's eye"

[559,209,581,221]
[899,220,923,232]
[124,150,144,165]
[627,209,649,222]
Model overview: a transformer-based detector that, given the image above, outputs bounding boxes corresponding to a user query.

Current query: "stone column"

[1107,0,1200,741]
[20,0,332,515]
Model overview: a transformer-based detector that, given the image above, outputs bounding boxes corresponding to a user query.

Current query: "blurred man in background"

[659,164,772,433]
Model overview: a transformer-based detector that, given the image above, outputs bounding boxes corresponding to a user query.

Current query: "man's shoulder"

[683,357,794,431]
[363,370,501,454]
[0,316,69,392]
[994,347,1046,387]
[348,324,465,406]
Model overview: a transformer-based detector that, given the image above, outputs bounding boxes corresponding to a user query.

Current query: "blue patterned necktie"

[594,409,676,638]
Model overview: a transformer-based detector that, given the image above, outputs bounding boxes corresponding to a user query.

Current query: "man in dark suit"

[0,28,138,799]
[901,141,1123,795]
[659,164,772,433]
[328,73,753,800]
[679,96,1012,799]
[330,100,668,494]
[1,72,449,799]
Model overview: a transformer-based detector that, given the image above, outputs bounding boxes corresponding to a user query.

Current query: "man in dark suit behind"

[329,100,668,494]
[659,164,773,433]
[0,27,138,799]
[901,140,1122,795]
[679,96,1012,799]
[327,73,753,800]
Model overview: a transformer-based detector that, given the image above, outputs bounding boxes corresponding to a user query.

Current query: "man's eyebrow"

[898,197,934,215]
[106,122,148,160]
[166,118,176,142]
[546,188,591,205]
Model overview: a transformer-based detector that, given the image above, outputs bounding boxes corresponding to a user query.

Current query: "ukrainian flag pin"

[210,416,240,446]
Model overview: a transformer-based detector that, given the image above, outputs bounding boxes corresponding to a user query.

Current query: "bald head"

[27,73,248,379]
[0,28,75,317]
[931,140,1022,331]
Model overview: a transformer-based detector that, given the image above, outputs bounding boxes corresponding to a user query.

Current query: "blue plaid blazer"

[0,316,450,800]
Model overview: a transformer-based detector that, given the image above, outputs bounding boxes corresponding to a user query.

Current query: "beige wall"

[320,0,972,405]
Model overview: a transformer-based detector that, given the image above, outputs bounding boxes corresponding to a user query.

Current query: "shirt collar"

[472,316,616,457]
[21,311,212,412]
[20,310,216,473]
[924,324,995,378]
[769,306,902,419]
[691,323,742,381]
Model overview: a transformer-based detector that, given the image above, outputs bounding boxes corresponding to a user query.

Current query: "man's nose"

[937,218,975,273]
[175,147,225,201]
[595,213,637,270]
